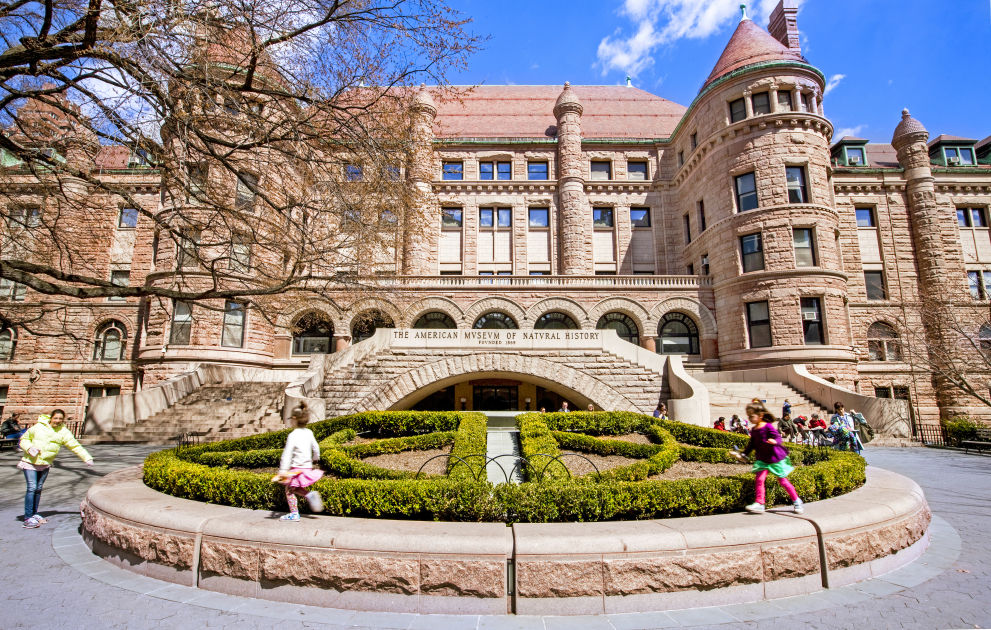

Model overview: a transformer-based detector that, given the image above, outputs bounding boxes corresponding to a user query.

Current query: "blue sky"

[448,0,991,143]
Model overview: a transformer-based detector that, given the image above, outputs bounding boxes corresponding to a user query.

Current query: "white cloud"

[596,0,805,77]
[823,73,845,96]
[834,125,866,139]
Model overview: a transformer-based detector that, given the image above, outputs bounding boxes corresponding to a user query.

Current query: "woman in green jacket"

[18,409,93,528]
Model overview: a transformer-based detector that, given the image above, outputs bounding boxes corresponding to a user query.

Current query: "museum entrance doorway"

[473,385,518,411]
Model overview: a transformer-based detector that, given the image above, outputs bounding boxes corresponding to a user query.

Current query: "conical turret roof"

[702,17,805,91]
[891,108,927,145]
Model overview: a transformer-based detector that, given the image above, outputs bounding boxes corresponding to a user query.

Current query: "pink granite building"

[2,1,990,437]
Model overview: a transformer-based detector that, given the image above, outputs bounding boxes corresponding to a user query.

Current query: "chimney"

[768,0,801,53]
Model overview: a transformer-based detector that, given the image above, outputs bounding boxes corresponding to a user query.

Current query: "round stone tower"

[554,82,592,275]
[403,84,438,276]
[675,11,855,380]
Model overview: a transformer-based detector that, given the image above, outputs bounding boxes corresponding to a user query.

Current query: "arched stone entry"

[351,353,639,413]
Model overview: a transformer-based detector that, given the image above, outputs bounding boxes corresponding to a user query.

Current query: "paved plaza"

[1,444,989,630]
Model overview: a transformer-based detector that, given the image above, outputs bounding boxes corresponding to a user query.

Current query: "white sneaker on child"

[279,512,300,521]
[745,502,765,513]
[793,499,804,514]
[305,491,324,513]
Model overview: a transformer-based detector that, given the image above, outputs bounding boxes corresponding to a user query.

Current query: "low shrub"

[448,412,488,480]
[941,415,982,446]
[655,418,749,448]
[542,411,654,435]
[340,431,456,458]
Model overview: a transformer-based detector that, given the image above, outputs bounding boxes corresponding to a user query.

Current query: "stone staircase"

[321,348,669,416]
[704,381,830,420]
[85,382,289,445]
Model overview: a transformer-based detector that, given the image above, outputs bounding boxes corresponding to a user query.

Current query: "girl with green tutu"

[741,403,804,514]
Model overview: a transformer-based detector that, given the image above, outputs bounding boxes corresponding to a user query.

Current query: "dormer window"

[944,146,975,166]
[831,139,870,167]
[845,146,866,166]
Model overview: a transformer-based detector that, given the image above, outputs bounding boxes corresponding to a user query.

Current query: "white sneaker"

[745,502,765,513]
[305,491,324,513]
[793,499,805,514]
[22,516,41,528]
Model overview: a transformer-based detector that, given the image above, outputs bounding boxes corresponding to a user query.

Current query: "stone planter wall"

[81,467,930,615]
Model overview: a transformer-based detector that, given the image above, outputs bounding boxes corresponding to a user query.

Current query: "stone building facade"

[2,1,990,427]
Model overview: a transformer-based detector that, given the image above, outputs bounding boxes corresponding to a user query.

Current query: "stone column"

[891,109,967,414]
[769,85,779,113]
[403,85,438,275]
[554,83,592,275]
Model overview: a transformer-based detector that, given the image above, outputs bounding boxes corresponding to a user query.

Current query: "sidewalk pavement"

[1,444,989,630]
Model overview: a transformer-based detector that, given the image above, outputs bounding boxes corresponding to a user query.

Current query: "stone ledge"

[81,466,929,616]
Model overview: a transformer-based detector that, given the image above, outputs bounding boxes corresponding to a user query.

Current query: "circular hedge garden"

[143,410,866,523]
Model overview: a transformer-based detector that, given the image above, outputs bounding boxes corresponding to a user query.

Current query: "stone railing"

[348,274,713,290]
[283,354,327,423]
[83,363,308,436]
[696,364,912,437]
[664,354,712,427]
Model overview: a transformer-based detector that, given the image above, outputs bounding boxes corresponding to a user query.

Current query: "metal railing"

[916,424,947,446]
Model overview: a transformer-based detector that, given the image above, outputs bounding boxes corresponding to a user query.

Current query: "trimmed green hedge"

[145,411,866,522]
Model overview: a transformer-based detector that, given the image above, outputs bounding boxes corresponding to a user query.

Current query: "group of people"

[712,399,866,454]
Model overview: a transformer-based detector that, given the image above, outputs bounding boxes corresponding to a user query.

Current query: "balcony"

[360,275,712,290]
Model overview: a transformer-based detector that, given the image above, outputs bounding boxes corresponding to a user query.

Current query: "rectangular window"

[236,172,258,210]
[176,229,200,269]
[0,278,26,301]
[893,386,910,400]
[793,228,817,267]
[729,98,747,123]
[687,263,694,275]
[874,386,892,398]
[528,208,549,228]
[627,161,648,180]
[800,93,813,113]
[231,235,251,273]
[786,166,808,203]
[8,205,41,229]
[593,208,614,228]
[945,147,975,165]
[701,254,710,276]
[751,91,771,115]
[697,200,706,231]
[690,132,698,150]
[187,163,208,202]
[968,271,984,299]
[441,208,463,228]
[683,214,691,244]
[856,207,876,227]
[479,208,493,228]
[170,301,192,345]
[108,270,129,301]
[479,161,511,180]
[442,161,463,180]
[221,301,245,348]
[590,161,611,180]
[746,301,772,348]
[801,297,824,345]
[741,233,764,272]
[118,207,139,229]
[630,208,651,228]
[677,151,684,167]
[497,208,511,228]
[972,207,987,228]
[846,147,866,165]
[865,270,887,300]
[735,172,758,211]
[777,90,793,111]
[527,161,549,180]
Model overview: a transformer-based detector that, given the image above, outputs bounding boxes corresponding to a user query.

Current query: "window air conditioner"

[948,157,961,166]
[802,312,818,321]
[848,155,862,165]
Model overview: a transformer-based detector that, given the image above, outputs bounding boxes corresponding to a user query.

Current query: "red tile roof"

[702,18,805,90]
[865,144,900,168]
[928,134,977,146]
[432,86,686,139]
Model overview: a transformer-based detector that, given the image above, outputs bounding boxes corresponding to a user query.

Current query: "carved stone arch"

[90,315,131,339]
[526,297,588,329]
[650,297,717,340]
[345,297,402,331]
[281,301,346,334]
[352,353,636,413]
[462,297,527,329]
[403,297,464,328]
[587,298,649,335]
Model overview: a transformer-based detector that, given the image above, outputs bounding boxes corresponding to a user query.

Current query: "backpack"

[852,412,875,444]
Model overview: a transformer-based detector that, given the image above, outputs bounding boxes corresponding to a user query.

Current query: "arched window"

[535,311,578,330]
[351,309,394,343]
[473,312,517,329]
[658,312,699,355]
[596,312,640,345]
[94,320,126,361]
[0,327,15,360]
[866,322,901,361]
[413,311,457,329]
[292,312,334,355]
[979,324,991,353]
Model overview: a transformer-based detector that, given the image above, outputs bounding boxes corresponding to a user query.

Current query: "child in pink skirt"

[274,403,324,521]
[741,404,804,514]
